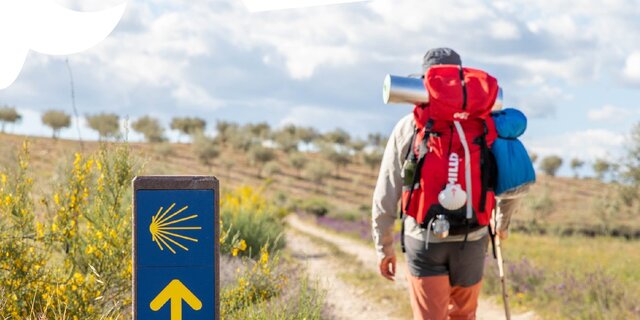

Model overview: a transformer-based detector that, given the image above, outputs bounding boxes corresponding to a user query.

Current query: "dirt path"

[287,227,401,320]
[286,214,536,320]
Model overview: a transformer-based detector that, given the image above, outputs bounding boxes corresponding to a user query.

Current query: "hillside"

[1,132,637,237]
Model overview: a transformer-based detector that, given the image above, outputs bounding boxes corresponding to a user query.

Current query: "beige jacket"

[371,114,519,261]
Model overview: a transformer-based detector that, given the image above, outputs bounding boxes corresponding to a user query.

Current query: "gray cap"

[422,47,462,73]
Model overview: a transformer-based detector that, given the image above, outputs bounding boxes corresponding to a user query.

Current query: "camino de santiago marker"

[133,176,219,320]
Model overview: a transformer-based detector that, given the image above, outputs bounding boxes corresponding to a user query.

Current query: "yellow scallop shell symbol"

[149,203,201,254]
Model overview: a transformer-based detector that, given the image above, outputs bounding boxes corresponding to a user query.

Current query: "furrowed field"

[0,118,639,319]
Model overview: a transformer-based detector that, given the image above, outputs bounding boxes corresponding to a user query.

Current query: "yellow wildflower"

[260,250,269,265]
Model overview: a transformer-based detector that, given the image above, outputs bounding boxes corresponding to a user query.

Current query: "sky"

[0,0,639,176]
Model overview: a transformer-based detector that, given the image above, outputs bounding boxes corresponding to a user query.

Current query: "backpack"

[400,65,499,244]
[491,108,536,197]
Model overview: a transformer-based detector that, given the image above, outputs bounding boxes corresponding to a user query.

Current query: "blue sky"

[1,0,639,175]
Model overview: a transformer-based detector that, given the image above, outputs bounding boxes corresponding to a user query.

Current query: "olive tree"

[304,161,331,192]
[570,158,585,178]
[86,113,120,140]
[215,120,238,147]
[618,122,640,206]
[321,146,351,178]
[367,132,387,149]
[0,106,21,133]
[623,122,640,186]
[170,117,206,142]
[297,126,319,147]
[246,122,271,140]
[41,110,71,139]
[273,125,300,153]
[539,155,563,176]
[592,158,611,181]
[288,152,308,178]
[192,134,219,172]
[229,129,254,152]
[363,150,383,172]
[248,145,276,177]
[132,116,165,143]
[323,128,351,147]
[262,161,281,178]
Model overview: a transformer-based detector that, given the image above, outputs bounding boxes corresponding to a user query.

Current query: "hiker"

[371,48,521,320]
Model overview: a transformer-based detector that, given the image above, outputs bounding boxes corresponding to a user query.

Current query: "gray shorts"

[404,235,489,287]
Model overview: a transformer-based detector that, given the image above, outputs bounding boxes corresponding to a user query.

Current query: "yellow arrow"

[150,279,202,320]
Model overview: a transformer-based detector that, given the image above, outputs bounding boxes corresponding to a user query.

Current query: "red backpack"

[401,65,499,244]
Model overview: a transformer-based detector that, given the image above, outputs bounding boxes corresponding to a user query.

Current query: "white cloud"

[284,45,359,79]
[279,105,398,137]
[526,15,578,38]
[521,57,594,83]
[587,105,636,122]
[623,52,640,84]
[526,129,626,161]
[171,84,223,110]
[2,0,640,163]
[515,84,570,118]
[490,20,520,40]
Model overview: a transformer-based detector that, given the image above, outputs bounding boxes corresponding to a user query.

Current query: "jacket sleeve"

[371,115,413,261]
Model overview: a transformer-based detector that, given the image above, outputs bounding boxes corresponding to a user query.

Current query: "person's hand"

[497,229,509,240]
[379,255,396,281]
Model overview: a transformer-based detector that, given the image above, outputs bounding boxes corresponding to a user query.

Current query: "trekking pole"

[492,207,511,320]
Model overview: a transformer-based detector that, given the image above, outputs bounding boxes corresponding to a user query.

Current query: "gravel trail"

[286,214,537,320]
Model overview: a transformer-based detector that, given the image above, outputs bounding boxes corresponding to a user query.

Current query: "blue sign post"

[133,176,219,320]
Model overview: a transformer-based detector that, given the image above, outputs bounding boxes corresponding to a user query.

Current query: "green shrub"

[221,186,286,257]
[525,188,554,225]
[301,197,331,217]
[222,248,324,320]
[262,161,281,177]
[221,246,285,316]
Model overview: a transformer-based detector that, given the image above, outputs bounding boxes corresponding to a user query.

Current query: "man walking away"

[371,47,519,320]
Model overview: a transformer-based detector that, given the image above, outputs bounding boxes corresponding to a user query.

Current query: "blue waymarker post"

[133,176,219,320]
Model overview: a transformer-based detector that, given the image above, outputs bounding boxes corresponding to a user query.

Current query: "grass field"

[482,233,640,319]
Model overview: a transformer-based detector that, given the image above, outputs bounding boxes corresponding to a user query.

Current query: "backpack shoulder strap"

[458,65,468,111]
[404,125,418,161]
[477,119,493,212]
[403,120,433,213]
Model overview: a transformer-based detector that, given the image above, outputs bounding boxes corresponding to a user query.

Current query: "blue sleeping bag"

[491,108,536,196]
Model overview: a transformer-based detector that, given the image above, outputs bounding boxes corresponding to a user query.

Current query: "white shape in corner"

[0,0,127,89]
